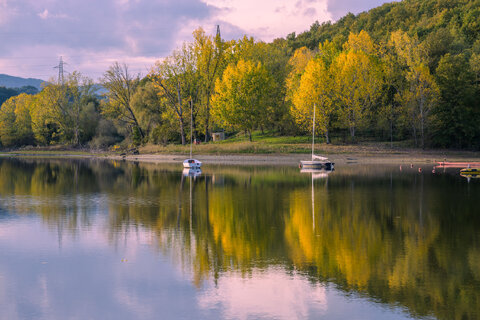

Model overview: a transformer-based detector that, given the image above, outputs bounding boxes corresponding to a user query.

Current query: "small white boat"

[183,159,202,169]
[299,104,334,170]
[300,155,334,170]
[183,100,202,169]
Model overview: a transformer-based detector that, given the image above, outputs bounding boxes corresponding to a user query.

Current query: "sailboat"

[183,100,202,169]
[299,104,334,170]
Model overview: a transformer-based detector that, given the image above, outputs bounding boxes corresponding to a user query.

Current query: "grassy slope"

[138,132,480,158]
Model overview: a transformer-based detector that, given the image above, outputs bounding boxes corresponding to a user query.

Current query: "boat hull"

[183,159,202,168]
[300,161,334,170]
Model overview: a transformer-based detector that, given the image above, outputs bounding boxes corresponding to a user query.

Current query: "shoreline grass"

[0,133,479,159]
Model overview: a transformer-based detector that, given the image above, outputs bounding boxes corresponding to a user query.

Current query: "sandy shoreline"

[110,152,480,166]
[2,150,479,166]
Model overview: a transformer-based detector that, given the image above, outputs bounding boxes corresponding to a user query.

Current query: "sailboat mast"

[190,99,193,159]
[312,104,316,161]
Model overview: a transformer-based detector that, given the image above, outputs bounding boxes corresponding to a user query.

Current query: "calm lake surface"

[0,158,479,320]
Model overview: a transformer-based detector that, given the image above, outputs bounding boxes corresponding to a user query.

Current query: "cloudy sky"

[0,0,393,81]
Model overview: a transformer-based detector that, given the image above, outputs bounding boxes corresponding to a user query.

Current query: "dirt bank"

[111,151,480,166]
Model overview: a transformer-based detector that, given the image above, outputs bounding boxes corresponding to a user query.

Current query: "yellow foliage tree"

[0,93,34,147]
[334,32,383,140]
[285,47,314,104]
[343,30,376,55]
[211,59,274,141]
[389,31,439,148]
[292,58,335,143]
[30,88,58,145]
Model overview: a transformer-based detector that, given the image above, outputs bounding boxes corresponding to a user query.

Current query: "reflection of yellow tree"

[3,159,480,319]
[285,185,386,289]
[283,177,480,320]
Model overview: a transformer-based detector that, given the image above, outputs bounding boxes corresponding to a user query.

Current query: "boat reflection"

[300,167,334,179]
[2,159,480,320]
[460,168,480,182]
[183,167,202,177]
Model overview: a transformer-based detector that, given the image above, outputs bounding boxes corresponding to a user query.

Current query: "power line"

[0,51,169,61]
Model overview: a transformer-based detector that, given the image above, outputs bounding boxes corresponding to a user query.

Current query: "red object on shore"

[436,161,480,168]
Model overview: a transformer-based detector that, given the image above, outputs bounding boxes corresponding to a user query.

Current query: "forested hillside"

[0,86,39,106]
[0,0,479,150]
[288,0,480,50]
[285,0,480,148]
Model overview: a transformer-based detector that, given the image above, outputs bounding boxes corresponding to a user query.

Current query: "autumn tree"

[334,32,383,140]
[286,47,314,105]
[101,62,144,144]
[29,89,56,145]
[211,60,274,141]
[0,93,34,147]
[192,27,226,142]
[228,36,292,133]
[390,31,439,148]
[150,44,200,145]
[292,58,335,143]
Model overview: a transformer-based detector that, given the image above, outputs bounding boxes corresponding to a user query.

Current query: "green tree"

[131,80,179,144]
[64,72,96,145]
[379,36,410,146]
[0,86,19,106]
[150,44,200,145]
[432,53,480,148]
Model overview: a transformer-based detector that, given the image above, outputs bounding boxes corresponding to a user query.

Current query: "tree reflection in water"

[0,158,479,319]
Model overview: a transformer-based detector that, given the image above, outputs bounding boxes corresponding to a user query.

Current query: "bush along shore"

[1,133,479,165]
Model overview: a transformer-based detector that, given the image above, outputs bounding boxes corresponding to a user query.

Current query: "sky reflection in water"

[0,158,477,320]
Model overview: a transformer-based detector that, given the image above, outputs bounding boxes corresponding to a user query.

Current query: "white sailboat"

[183,100,202,169]
[299,104,334,170]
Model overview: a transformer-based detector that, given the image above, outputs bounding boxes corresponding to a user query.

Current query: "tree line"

[0,86,38,106]
[1,0,479,150]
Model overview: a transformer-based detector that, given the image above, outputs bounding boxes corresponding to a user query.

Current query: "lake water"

[0,158,479,320]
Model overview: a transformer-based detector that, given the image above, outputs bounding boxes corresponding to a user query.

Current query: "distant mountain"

[0,74,46,90]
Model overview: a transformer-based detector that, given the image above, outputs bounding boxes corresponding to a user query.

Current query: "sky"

[0,0,393,81]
